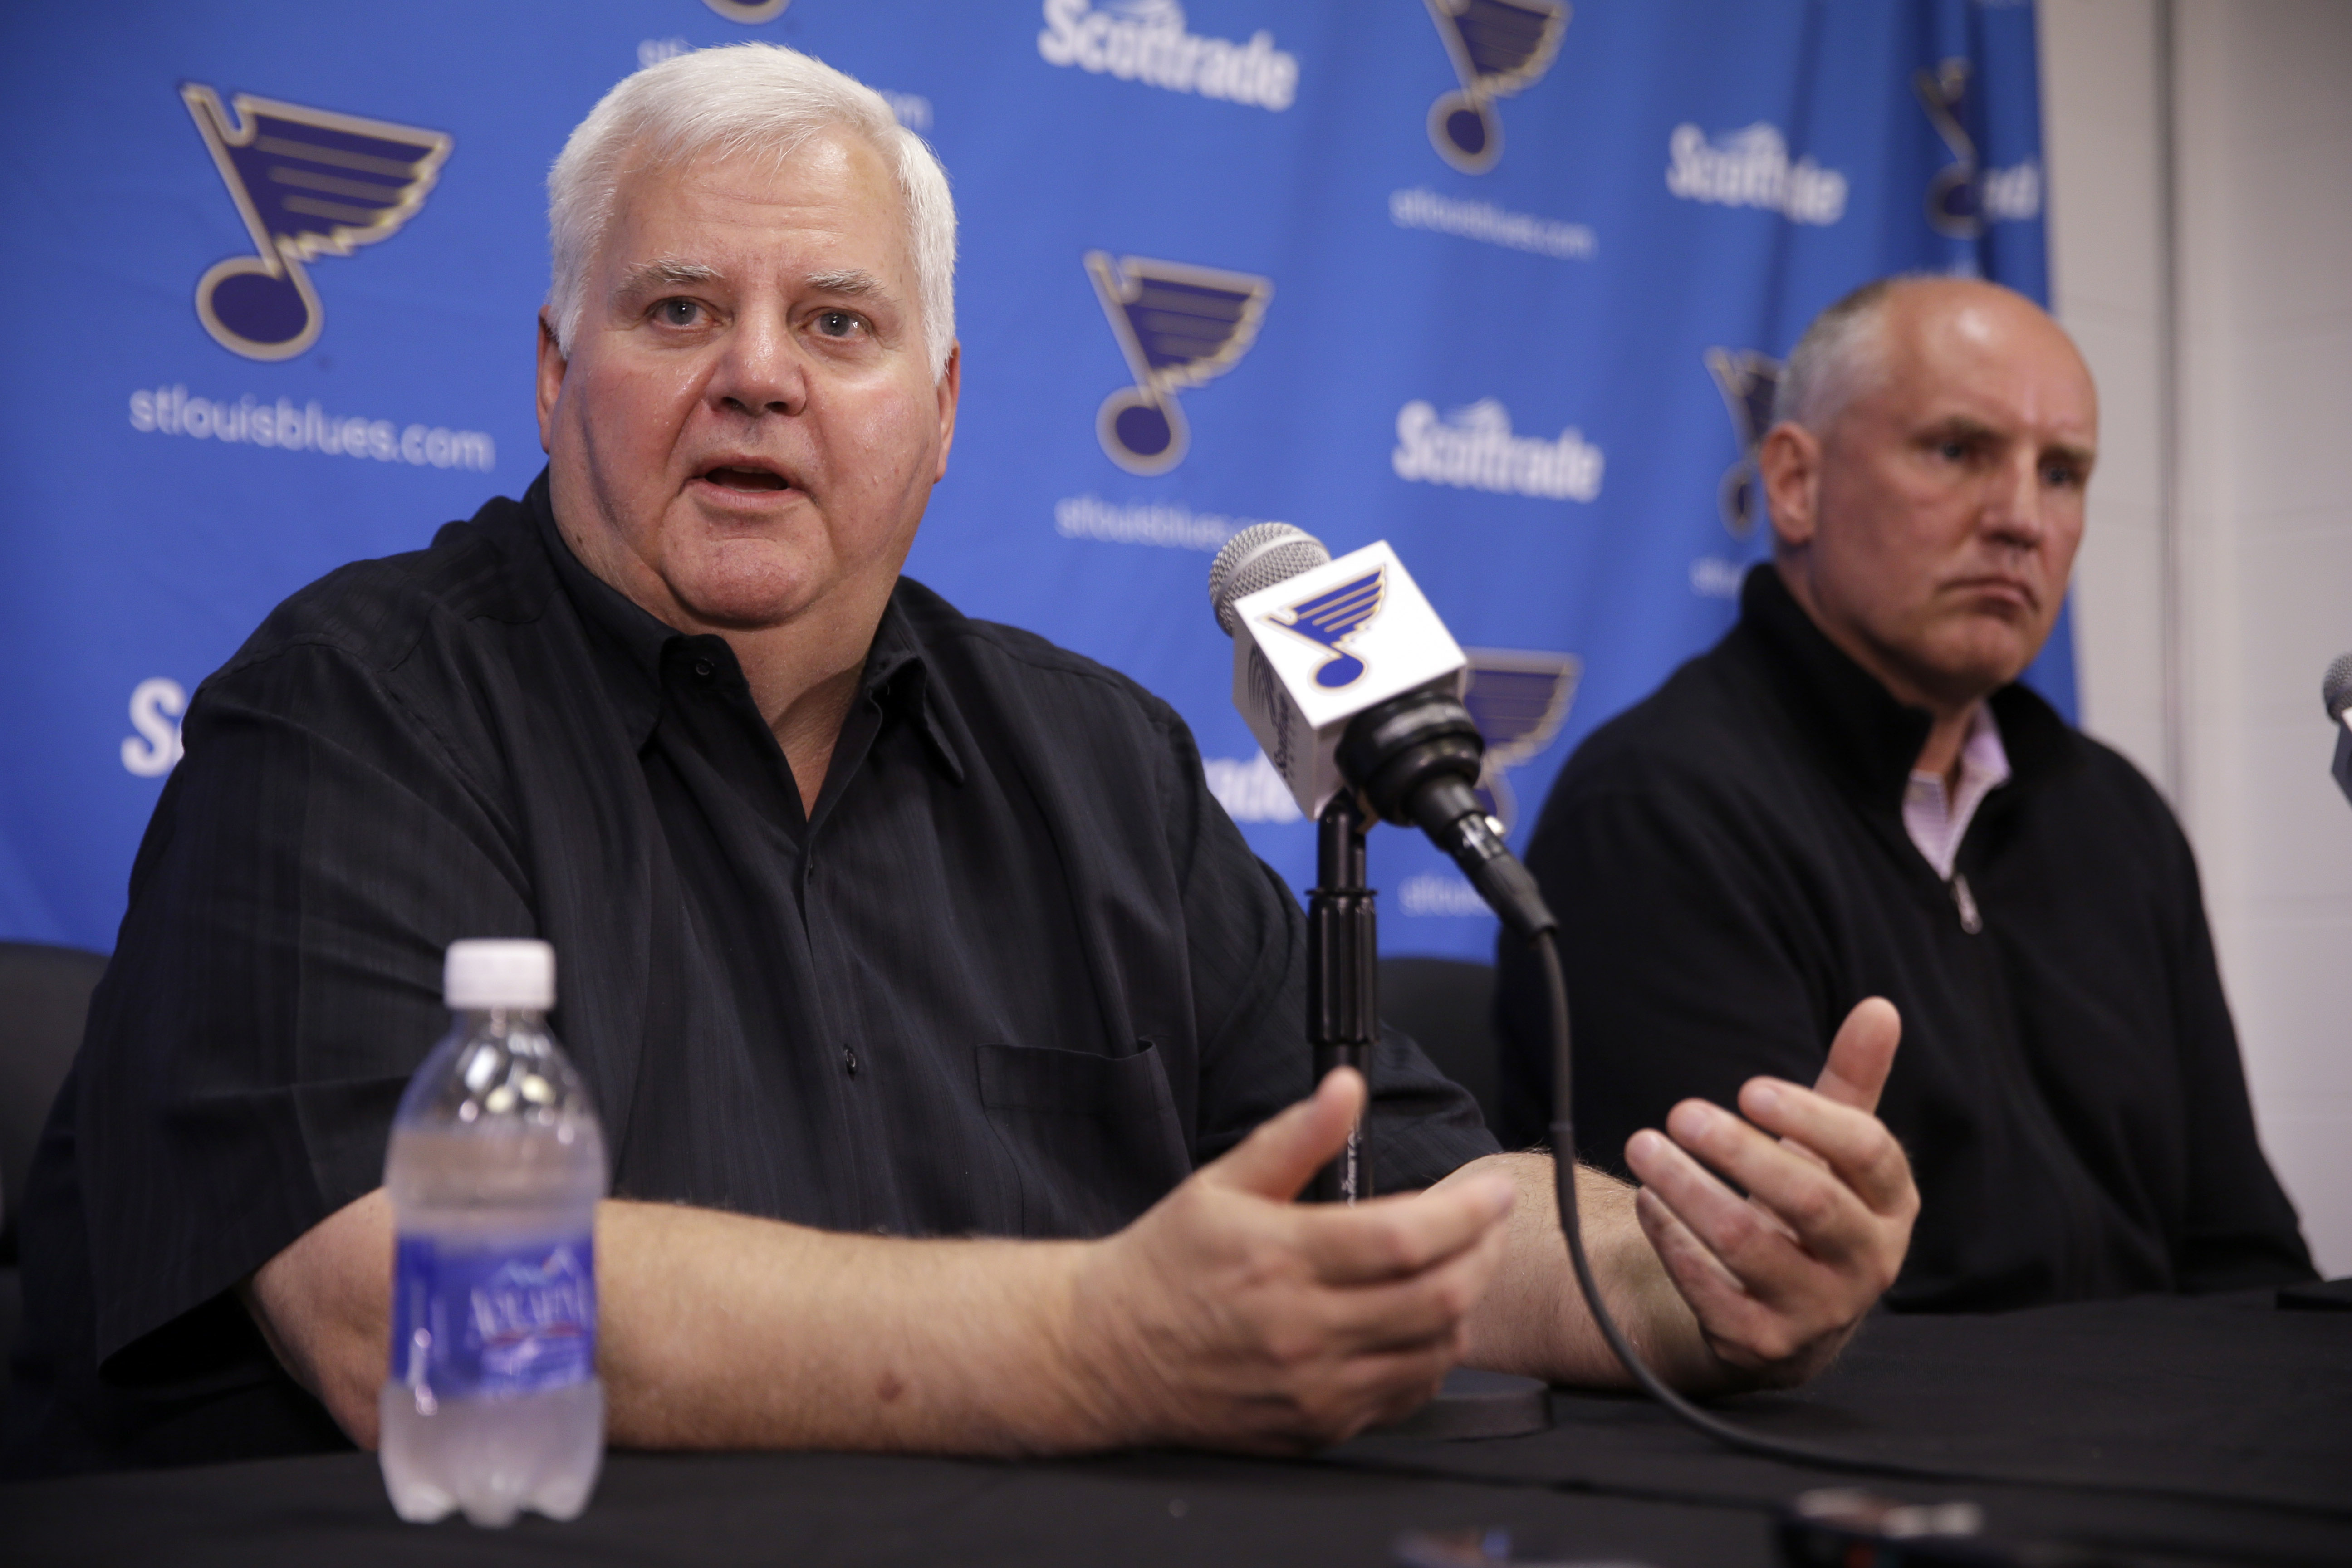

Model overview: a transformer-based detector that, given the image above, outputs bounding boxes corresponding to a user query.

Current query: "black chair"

[1378,956,1501,1136]
[0,941,108,1392]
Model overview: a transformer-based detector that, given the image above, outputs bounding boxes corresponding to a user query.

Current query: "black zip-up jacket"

[1496,565,2313,1312]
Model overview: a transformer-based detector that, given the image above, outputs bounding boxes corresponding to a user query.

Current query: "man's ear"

[1758,421,1821,552]
[932,342,960,482]
[535,311,568,457]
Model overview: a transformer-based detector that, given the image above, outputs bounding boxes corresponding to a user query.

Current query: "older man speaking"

[9,46,1916,1474]
[1497,276,2313,1312]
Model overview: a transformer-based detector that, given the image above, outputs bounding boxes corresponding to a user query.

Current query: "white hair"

[1771,275,1917,432]
[545,44,956,377]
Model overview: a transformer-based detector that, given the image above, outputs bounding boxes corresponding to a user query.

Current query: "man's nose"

[1982,450,2047,551]
[711,308,807,417]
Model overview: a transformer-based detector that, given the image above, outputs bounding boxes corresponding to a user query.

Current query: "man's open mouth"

[700,465,790,492]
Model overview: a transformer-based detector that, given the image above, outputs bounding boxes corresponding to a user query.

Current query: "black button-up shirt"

[9,473,1492,1472]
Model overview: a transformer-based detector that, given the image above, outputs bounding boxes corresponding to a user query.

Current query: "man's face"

[537,130,956,642]
[1765,283,2097,713]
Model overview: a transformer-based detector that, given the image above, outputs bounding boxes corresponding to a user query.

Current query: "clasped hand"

[1067,997,1916,1450]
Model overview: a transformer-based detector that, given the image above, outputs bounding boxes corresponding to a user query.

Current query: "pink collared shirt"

[1902,703,2011,881]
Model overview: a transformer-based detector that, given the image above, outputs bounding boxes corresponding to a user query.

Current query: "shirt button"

[843,1046,858,1076]
[692,658,714,681]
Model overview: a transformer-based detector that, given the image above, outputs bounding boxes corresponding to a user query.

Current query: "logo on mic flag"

[1228,541,1466,823]
[1462,649,1580,828]
[1085,251,1272,475]
[181,84,451,360]
[1271,568,1387,689]
[1422,0,1568,174]
[1705,348,1781,539]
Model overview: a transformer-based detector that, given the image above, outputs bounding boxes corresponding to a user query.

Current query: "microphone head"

[1209,523,1330,637]
[2326,652,2352,721]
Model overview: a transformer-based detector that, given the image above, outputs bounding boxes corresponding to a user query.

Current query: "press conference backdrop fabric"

[0,0,2063,962]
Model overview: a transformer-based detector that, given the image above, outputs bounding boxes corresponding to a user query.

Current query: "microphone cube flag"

[1229,541,1467,821]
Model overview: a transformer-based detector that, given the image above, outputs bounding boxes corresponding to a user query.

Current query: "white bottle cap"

[443,939,555,1011]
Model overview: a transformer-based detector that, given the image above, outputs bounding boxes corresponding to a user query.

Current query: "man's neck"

[737,641,867,814]
[549,510,891,816]
[1771,559,1985,794]
[1911,705,1980,795]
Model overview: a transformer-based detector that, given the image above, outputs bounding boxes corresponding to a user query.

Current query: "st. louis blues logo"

[1270,567,1386,689]
[1423,0,1568,174]
[1914,58,1982,239]
[1086,251,1272,475]
[1462,648,1580,829]
[181,84,452,360]
[1705,348,1782,540]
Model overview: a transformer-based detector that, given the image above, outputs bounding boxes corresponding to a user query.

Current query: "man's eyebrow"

[805,269,887,298]
[615,259,722,296]
[1918,415,2000,443]
[1917,415,2094,470]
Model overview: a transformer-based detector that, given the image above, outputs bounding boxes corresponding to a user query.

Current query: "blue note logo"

[1913,59,2042,240]
[1462,648,1580,829]
[1705,348,1781,539]
[1270,568,1386,689]
[1085,251,1272,475]
[181,84,452,361]
[1422,0,1568,174]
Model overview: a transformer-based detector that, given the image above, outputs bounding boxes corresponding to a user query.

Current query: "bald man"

[1494,277,2315,1312]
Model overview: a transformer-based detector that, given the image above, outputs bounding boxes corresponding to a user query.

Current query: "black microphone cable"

[1529,925,2352,1520]
[1538,924,2166,1491]
[1534,924,1944,1478]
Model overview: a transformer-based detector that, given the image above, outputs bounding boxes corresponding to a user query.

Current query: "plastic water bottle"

[378,939,607,1526]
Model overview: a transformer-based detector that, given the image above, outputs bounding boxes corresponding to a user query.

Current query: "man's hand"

[1622,996,1916,1386]
[1068,1067,1516,1453]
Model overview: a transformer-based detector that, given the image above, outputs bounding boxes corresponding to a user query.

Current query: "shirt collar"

[1902,703,2014,879]
[526,467,964,782]
[1735,561,2078,810]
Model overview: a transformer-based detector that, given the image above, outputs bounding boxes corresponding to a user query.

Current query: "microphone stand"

[1307,794,1377,1204]
[1311,789,1551,1441]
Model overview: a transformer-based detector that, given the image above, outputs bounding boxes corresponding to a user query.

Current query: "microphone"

[1208,524,1555,939]
[2325,653,2352,807]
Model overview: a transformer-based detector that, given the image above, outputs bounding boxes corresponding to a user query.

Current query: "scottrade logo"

[1039,1,1298,112]
[1423,0,1568,174]
[1665,123,1847,225]
[1269,567,1386,689]
[1392,399,1603,503]
[181,84,451,360]
[1705,348,1780,539]
[1085,251,1272,475]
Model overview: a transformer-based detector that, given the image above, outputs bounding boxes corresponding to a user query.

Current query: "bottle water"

[379,939,607,1527]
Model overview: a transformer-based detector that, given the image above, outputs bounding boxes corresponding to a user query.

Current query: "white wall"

[2043,0,2352,1277]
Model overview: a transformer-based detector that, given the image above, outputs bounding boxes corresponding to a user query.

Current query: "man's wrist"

[1042,1235,1152,1452]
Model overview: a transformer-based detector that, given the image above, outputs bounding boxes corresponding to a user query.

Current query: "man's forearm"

[247,1075,1520,1460]
[597,1199,1117,1454]
[249,1190,1125,1455]
[1447,1152,1723,1391]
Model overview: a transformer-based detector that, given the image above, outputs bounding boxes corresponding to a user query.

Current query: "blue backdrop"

[0,0,2061,962]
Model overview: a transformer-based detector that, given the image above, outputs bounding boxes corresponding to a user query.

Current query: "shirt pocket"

[976,1039,1193,1238]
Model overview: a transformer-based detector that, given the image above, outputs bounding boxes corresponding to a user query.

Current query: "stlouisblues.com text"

[129,384,495,472]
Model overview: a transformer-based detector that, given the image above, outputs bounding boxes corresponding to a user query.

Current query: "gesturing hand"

[1622,996,1917,1386]
[1069,1068,1516,1453]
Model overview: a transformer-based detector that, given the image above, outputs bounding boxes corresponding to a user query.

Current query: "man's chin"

[664,553,833,633]
[1912,626,2046,705]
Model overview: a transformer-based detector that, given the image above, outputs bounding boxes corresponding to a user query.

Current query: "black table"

[6,1290,2347,1566]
